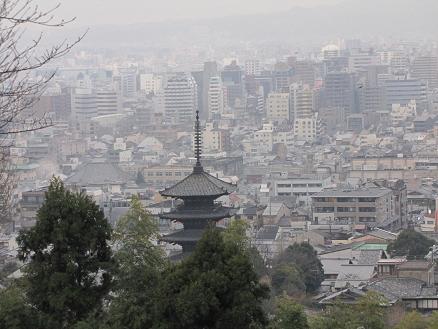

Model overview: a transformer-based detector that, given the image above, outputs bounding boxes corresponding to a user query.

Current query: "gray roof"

[160,170,236,198]
[313,188,392,198]
[357,250,384,265]
[256,225,279,240]
[335,264,376,288]
[367,277,427,301]
[66,162,129,186]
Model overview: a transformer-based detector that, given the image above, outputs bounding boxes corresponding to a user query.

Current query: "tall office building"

[290,84,314,120]
[411,56,438,89]
[383,78,428,111]
[207,76,224,119]
[96,89,121,116]
[348,49,380,72]
[71,88,97,122]
[294,61,316,88]
[323,72,357,115]
[273,62,291,92]
[202,61,218,120]
[164,73,198,125]
[119,67,138,98]
[221,61,244,109]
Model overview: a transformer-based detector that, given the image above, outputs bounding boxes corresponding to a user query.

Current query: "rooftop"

[313,188,392,198]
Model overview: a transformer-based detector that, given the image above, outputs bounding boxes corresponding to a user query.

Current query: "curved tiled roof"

[66,162,129,186]
[160,169,236,198]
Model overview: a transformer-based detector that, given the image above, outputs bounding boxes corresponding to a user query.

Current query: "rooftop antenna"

[193,110,203,173]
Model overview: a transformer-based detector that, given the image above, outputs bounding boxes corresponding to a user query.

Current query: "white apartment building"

[164,73,198,125]
[294,113,320,142]
[273,175,332,206]
[290,84,314,120]
[244,59,261,76]
[266,93,290,123]
[391,100,417,126]
[140,73,163,94]
[207,76,224,119]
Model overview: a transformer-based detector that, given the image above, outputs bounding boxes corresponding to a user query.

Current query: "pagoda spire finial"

[193,110,203,173]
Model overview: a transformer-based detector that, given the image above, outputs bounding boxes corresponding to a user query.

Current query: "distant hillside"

[54,0,438,49]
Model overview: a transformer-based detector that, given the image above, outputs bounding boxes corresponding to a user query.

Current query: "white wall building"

[207,76,224,119]
[294,114,320,142]
[266,93,290,123]
[164,73,198,125]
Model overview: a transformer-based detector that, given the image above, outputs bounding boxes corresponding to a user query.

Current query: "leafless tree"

[0,0,85,224]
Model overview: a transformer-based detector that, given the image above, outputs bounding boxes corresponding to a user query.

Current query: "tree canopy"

[17,177,114,329]
[155,226,269,329]
[269,297,309,329]
[275,243,324,293]
[388,229,435,259]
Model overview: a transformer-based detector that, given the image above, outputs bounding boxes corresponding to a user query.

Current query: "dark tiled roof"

[367,277,426,301]
[256,225,279,240]
[160,170,236,198]
[357,250,383,265]
[160,205,234,221]
[161,229,206,243]
[66,162,129,186]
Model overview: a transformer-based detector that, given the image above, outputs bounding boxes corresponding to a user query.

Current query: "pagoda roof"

[160,229,206,243]
[160,169,236,198]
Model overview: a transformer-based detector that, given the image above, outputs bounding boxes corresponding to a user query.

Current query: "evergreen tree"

[275,243,324,293]
[17,178,114,329]
[0,286,41,329]
[388,230,435,259]
[155,226,269,329]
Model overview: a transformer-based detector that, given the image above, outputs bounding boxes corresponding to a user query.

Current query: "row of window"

[146,171,191,177]
[313,197,377,203]
[314,207,377,213]
[277,183,323,188]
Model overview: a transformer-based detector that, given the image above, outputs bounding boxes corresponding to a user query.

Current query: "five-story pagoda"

[159,111,236,254]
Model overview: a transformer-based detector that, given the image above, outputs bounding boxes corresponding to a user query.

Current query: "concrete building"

[207,76,224,119]
[119,67,138,98]
[201,122,230,153]
[96,89,121,116]
[391,101,417,126]
[311,188,397,228]
[273,175,332,206]
[71,88,97,122]
[383,79,427,111]
[245,59,261,76]
[323,72,356,116]
[164,73,198,125]
[411,56,438,89]
[139,73,163,94]
[290,84,314,120]
[294,113,321,142]
[348,50,380,72]
[266,92,290,123]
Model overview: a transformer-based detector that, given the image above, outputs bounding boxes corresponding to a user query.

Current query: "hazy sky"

[39,0,345,26]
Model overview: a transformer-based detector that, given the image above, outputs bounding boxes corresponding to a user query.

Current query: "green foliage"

[275,243,324,293]
[310,292,387,329]
[388,230,435,259]
[394,311,428,329]
[269,297,309,329]
[0,286,41,329]
[16,177,114,329]
[427,312,438,329]
[223,219,267,277]
[106,195,165,329]
[155,226,269,329]
[271,264,306,296]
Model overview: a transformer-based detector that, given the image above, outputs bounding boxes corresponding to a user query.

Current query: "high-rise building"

[201,61,218,119]
[348,49,380,72]
[411,56,438,89]
[96,89,121,116]
[266,92,290,123]
[293,113,321,142]
[119,67,138,98]
[71,88,97,122]
[273,62,291,92]
[323,72,357,115]
[207,76,224,119]
[164,73,198,125]
[290,84,314,120]
[383,78,427,111]
[294,61,315,88]
[221,61,244,109]
[139,73,163,94]
[245,59,261,76]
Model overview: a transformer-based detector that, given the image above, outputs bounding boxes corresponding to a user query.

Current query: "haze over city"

[2,0,438,328]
